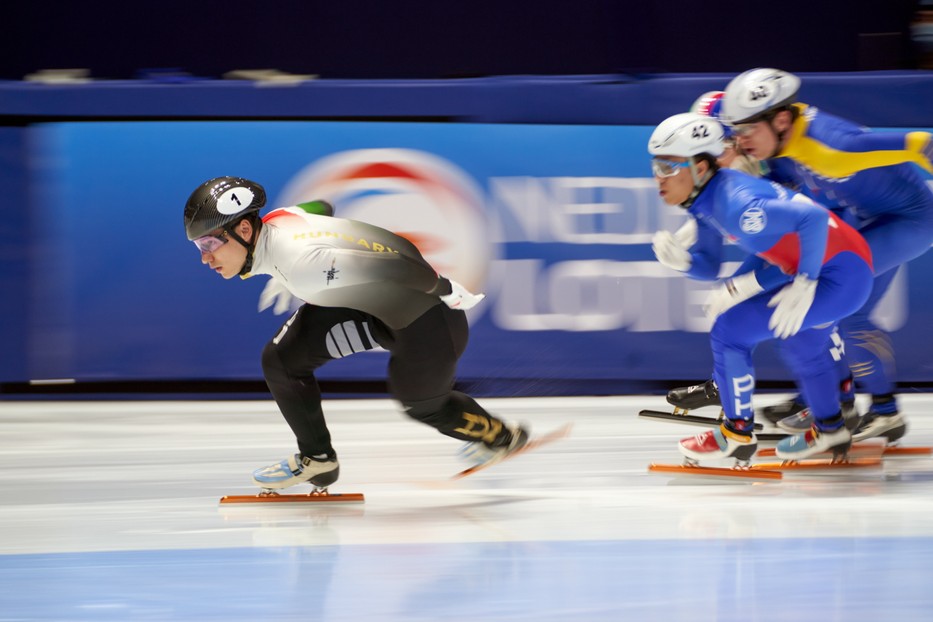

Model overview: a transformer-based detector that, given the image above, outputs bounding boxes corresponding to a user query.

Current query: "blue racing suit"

[683,168,873,430]
[765,104,933,409]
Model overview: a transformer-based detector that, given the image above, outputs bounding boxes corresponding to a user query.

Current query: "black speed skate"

[758,396,807,425]
[642,379,773,435]
[852,411,908,444]
[776,400,860,433]
[666,379,720,411]
[764,375,858,427]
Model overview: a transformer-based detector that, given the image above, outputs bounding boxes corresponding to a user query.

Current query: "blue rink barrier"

[2,72,933,126]
[2,120,932,392]
[1,74,932,393]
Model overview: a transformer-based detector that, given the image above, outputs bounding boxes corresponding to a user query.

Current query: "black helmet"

[184,177,266,241]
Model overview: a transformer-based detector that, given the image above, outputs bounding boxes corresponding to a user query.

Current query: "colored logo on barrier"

[275,149,492,297]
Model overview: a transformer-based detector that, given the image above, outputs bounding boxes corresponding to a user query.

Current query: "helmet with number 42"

[648,112,726,159]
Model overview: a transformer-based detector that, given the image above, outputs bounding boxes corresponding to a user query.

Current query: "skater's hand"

[258,278,296,315]
[672,219,697,248]
[652,230,691,272]
[767,274,818,339]
[704,272,764,321]
[440,279,486,311]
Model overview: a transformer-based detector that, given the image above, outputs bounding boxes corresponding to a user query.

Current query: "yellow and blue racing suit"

[765,104,933,411]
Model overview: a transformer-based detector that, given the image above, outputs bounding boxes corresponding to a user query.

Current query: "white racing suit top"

[248,205,448,330]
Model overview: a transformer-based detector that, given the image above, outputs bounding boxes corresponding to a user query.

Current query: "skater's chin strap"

[679,159,716,210]
[224,217,262,277]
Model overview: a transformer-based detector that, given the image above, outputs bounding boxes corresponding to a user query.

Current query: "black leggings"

[261,303,505,459]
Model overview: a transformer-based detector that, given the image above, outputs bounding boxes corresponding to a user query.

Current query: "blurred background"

[2,0,932,398]
[1,0,929,78]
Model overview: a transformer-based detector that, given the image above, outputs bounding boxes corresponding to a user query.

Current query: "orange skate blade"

[880,446,932,457]
[757,440,893,460]
[753,458,882,471]
[648,463,782,480]
[219,491,365,505]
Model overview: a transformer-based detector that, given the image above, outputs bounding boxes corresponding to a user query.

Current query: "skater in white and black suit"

[183,176,528,491]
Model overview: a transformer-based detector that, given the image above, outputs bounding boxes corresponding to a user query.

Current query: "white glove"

[672,219,698,248]
[767,274,818,339]
[652,230,692,272]
[258,278,295,315]
[440,279,486,311]
[704,272,765,320]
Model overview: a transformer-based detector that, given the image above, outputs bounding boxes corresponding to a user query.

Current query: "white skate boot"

[252,453,340,491]
[775,424,851,462]
[678,423,758,467]
[460,423,529,468]
[852,411,907,443]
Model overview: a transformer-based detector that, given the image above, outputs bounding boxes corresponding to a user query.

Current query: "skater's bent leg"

[261,306,379,460]
[829,326,856,403]
[780,326,844,429]
[404,391,513,446]
[839,268,899,401]
[389,305,518,447]
[710,301,773,433]
[262,337,335,460]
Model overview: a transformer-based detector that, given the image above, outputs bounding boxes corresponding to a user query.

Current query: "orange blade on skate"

[219,491,365,504]
[880,446,932,457]
[648,463,783,480]
[752,458,882,471]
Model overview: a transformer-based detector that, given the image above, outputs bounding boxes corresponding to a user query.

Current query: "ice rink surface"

[2,394,932,621]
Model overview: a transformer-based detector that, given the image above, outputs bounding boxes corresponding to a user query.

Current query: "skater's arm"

[727,195,830,281]
[731,255,793,293]
[788,128,933,176]
[683,218,724,281]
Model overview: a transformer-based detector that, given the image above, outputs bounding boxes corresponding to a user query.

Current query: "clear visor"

[193,231,228,253]
[730,123,758,137]
[651,158,691,178]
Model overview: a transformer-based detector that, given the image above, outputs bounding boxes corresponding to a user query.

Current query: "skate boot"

[460,423,529,467]
[851,394,905,443]
[666,379,720,411]
[776,409,812,433]
[758,396,807,425]
[841,400,860,432]
[852,411,907,443]
[775,416,851,462]
[678,421,758,467]
[252,453,340,491]
[777,399,859,433]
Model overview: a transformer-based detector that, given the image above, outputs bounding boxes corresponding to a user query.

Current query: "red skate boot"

[678,420,758,468]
